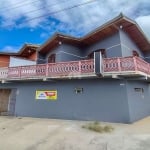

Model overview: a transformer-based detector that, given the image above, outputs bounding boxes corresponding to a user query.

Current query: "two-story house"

[0,13,150,123]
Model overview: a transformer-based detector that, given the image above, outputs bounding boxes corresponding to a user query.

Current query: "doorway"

[48,54,56,63]
[0,89,11,115]
[0,89,17,116]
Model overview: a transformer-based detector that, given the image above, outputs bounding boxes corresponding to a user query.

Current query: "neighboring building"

[0,43,39,67]
[0,14,150,123]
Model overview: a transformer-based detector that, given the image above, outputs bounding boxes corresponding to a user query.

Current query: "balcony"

[0,56,150,82]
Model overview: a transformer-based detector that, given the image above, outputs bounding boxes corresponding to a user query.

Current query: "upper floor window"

[48,54,56,63]
[88,52,94,59]
[98,49,106,58]
[132,50,139,57]
[88,49,106,59]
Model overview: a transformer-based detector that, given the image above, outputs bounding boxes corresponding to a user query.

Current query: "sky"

[0,0,150,52]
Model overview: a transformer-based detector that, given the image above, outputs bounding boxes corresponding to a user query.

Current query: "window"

[132,50,139,57]
[99,49,106,58]
[88,52,94,59]
[75,88,83,94]
[48,54,56,63]
[134,88,144,93]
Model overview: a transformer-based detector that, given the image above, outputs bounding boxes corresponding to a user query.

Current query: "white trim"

[100,51,103,75]
[55,51,88,59]
[94,52,96,74]
[106,43,121,50]
[7,91,11,112]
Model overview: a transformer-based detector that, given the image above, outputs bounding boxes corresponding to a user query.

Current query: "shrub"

[82,121,114,133]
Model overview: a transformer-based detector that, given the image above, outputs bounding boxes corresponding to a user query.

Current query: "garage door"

[0,89,11,115]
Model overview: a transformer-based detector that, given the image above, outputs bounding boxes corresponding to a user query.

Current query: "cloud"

[43,0,150,36]
[0,0,150,38]
[40,32,48,38]
[0,0,46,28]
[136,15,150,40]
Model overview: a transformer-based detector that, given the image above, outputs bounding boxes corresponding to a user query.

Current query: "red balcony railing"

[103,56,136,72]
[1,59,94,79]
[0,67,8,79]
[103,56,150,74]
[0,56,150,80]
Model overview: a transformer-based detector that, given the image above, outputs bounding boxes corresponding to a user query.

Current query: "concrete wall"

[9,57,36,67]
[45,44,83,63]
[143,52,150,63]
[0,78,130,123]
[126,81,150,122]
[119,30,144,57]
[37,30,146,64]
[84,32,122,58]
[38,32,122,63]
[37,53,46,64]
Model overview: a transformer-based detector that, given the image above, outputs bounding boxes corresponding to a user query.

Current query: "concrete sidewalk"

[0,116,150,150]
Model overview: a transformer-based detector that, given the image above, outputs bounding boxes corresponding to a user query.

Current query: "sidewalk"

[0,116,150,150]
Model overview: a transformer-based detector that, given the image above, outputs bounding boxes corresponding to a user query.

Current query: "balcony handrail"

[1,56,150,80]
[104,56,134,60]
[4,59,94,79]
[0,67,8,79]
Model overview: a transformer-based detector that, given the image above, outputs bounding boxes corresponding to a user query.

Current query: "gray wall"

[37,30,146,64]
[126,81,150,122]
[84,32,122,58]
[143,52,150,63]
[37,53,46,64]
[46,44,84,63]
[0,78,130,123]
[119,30,144,57]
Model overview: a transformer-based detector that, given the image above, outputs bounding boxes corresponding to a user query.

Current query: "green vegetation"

[82,121,114,133]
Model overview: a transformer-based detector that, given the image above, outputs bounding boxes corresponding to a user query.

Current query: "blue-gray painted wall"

[84,30,145,59]
[37,53,46,64]
[37,31,123,64]
[1,79,150,123]
[84,32,122,58]
[119,30,144,57]
[37,29,147,64]
[126,81,150,122]
[143,52,150,63]
[45,44,84,63]
[0,79,131,123]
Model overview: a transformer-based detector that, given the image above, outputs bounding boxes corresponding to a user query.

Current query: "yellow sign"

[35,90,57,100]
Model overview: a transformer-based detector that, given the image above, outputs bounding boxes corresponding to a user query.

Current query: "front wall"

[39,32,122,63]
[119,30,144,57]
[38,30,145,63]
[46,44,83,63]
[0,79,130,123]
[126,81,150,122]
[84,32,122,58]
[143,52,150,63]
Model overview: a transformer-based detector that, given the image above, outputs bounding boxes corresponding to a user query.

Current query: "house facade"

[0,14,150,123]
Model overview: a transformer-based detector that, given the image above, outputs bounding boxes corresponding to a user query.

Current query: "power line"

[3,0,97,28]
[0,0,40,11]
[2,0,72,20]
[0,0,101,55]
